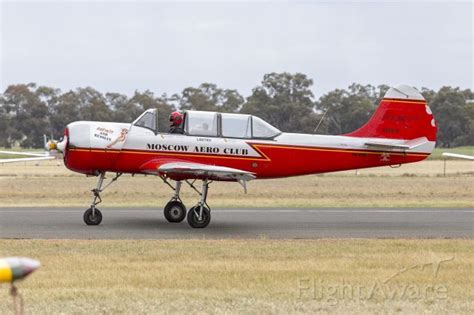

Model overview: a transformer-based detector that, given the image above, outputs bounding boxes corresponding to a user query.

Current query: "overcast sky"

[1,1,472,98]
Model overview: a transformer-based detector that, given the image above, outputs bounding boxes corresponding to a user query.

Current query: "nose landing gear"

[83,172,122,226]
[83,207,103,225]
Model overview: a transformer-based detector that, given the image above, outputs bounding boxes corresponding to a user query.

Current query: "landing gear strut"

[163,181,186,223]
[186,179,211,228]
[83,172,122,226]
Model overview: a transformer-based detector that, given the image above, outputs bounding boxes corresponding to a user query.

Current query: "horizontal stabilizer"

[442,152,474,160]
[364,137,428,151]
[364,142,410,150]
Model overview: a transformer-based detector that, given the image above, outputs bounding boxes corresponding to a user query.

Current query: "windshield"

[133,110,157,133]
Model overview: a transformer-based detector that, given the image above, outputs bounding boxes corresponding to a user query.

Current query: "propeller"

[44,134,67,154]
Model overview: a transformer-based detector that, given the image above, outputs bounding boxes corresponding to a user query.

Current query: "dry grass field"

[0,160,472,208]
[0,239,472,314]
[0,159,472,314]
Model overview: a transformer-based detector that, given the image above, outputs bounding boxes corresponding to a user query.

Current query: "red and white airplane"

[50,85,436,228]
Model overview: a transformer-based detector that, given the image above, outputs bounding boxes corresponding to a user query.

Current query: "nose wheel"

[84,207,103,225]
[83,172,121,226]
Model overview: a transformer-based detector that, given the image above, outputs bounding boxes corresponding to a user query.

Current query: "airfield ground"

[0,160,472,208]
[0,156,472,313]
[0,239,472,314]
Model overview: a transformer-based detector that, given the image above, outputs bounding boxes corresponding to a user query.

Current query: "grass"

[0,239,472,314]
[0,155,472,313]
[0,160,472,208]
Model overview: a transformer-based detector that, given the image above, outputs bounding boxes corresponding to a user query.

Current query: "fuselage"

[51,85,438,229]
[63,120,434,179]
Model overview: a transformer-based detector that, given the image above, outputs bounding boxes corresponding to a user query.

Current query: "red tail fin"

[346,85,437,142]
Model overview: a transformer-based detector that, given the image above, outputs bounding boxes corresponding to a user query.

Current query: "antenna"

[314,109,329,133]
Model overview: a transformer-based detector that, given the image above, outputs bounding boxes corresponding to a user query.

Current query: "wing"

[0,150,55,164]
[159,162,256,181]
[0,156,55,164]
[0,150,52,157]
[141,159,255,181]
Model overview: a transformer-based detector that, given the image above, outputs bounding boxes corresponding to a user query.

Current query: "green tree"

[75,87,113,122]
[430,87,471,147]
[241,72,316,132]
[421,88,437,104]
[106,92,139,123]
[315,84,378,135]
[1,83,50,148]
[0,93,10,147]
[462,99,474,146]
[49,90,82,138]
[129,90,174,132]
[179,83,244,113]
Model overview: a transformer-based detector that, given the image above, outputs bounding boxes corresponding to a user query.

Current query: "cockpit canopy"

[132,109,281,139]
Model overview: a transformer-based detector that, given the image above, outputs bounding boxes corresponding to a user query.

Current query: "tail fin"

[345,85,437,142]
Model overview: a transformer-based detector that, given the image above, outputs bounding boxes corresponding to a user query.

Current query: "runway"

[0,207,472,239]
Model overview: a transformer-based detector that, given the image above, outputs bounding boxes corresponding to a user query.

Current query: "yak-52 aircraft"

[49,85,436,228]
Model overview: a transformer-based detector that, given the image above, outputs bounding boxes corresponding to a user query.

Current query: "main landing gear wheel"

[164,200,186,223]
[83,207,103,225]
[187,206,211,228]
[161,178,213,228]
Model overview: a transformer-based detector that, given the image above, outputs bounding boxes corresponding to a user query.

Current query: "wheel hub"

[164,201,187,223]
[171,207,181,217]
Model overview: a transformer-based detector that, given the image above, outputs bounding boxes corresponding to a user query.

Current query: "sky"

[1,0,472,98]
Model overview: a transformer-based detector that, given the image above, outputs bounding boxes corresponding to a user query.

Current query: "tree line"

[0,72,472,148]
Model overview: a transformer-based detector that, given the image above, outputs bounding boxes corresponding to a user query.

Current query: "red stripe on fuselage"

[65,143,429,178]
[381,98,426,104]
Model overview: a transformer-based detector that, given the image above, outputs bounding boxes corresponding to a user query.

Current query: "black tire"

[83,207,103,226]
[187,205,211,228]
[164,200,186,223]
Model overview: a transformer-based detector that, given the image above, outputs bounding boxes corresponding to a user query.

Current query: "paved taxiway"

[0,207,472,239]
